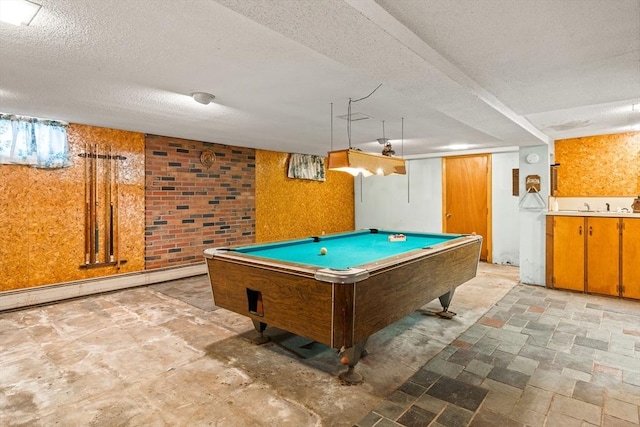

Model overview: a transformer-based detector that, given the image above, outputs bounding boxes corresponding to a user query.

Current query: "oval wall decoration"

[200,149,216,169]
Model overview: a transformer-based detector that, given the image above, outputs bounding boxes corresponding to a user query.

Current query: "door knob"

[446,213,452,218]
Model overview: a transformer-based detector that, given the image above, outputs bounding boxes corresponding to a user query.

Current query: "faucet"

[584,202,590,211]
[605,203,610,212]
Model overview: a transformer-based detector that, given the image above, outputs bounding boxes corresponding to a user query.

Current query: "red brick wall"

[145,135,255,269]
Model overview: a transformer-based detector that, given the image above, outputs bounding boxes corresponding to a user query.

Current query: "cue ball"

[320,247,328,255]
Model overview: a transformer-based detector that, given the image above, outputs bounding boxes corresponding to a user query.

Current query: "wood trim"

[618,218,623,297]
[621,218,640,299]
[512,168,519,196]
[545,216,554,288]
[441,157,447,232]
[486,154,492,263]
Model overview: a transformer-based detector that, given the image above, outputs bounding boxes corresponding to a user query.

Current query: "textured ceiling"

[0,0,639,157]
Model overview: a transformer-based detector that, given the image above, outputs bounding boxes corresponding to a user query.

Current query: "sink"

[551,209,601,214]
[549,209,638,217]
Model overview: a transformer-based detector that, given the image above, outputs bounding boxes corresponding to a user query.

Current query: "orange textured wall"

[255,150,354,242]
[0,124,145,291]
[555,132,640,197]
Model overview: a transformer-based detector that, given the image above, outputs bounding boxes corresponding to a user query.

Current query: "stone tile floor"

[1,263,519,426]
[355,285,640,427]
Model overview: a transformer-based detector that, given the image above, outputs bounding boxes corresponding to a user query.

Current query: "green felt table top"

[233,229,462,270]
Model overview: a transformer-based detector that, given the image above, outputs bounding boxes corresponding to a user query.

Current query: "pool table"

[204,229,482,383]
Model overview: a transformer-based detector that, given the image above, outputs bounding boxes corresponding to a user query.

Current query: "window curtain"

[287,153,326,182]
[0,113,72,168]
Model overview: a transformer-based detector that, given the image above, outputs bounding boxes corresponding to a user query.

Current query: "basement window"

[0,113,72,168]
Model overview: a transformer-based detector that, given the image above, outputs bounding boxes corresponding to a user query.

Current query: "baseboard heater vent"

[0,263,207,312]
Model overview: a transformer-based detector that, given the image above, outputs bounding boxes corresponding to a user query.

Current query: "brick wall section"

[145,135,255,269]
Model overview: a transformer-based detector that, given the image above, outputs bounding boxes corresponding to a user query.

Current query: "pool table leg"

[338,338,368,384]
[251,319,270,344]
[438,290,454,311]
[437,290,457,319]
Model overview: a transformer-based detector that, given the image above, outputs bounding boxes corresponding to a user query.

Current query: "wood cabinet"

[621,219,640,299]
[586,218,619,296]
[548,216,585,291]
[547,215,639,299]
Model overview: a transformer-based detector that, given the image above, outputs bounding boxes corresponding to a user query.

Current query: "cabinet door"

[553,216,585,291]
[622,219,640,299]
[586,218,620,296]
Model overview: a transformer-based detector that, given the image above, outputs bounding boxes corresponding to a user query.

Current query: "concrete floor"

[1,263,638,426]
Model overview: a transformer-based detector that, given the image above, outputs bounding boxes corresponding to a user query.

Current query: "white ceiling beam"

[344,0,551,145]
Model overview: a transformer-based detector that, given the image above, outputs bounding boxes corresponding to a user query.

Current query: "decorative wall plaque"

[200,149,216,169]
[525,174,541,193]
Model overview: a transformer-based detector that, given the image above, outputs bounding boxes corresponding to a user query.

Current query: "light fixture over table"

[327,148,406,177]
[327,84,406,177]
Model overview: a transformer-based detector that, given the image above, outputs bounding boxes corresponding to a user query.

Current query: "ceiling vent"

[337,112,371,121]
[546,120,590,131]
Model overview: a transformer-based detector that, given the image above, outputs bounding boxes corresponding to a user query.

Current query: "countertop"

[546,210,640,218]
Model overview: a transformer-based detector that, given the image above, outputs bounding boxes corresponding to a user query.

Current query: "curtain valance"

[0,113,72,168]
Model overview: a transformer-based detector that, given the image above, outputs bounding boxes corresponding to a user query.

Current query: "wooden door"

[586,217,620,296]
[621,218,640,299]
[552,216,585,291]
[443,155,491,261]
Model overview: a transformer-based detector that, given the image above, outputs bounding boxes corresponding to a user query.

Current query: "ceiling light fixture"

[0,0,42,26]
[190,92,216,105]
[377,120,397,157]
[327,84,406,176]
[447,143,472,150]
[376,120,389,146]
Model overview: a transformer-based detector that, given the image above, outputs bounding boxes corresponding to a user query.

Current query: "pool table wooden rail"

[350,237,481,343]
